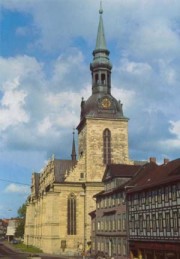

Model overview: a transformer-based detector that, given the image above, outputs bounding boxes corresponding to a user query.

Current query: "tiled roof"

[94,190,105,198]
[94,164,144,198]
[102,164,142,181]
[54,159,77,182]
[127,158,180,193]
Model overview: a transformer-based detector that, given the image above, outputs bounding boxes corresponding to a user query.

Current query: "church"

[24,4,133,255]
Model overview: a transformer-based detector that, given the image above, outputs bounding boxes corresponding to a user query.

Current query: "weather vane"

[99,0,103,14]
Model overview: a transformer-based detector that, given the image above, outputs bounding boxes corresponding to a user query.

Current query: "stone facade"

[68,117,130,183]
[24,6,133,255]
[24,117,132,255]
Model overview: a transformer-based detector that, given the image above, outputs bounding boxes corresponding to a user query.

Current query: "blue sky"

[0,0,180,218]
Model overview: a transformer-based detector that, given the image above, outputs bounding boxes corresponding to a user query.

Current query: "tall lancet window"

[103,128,111,164]
[67,193,76,235]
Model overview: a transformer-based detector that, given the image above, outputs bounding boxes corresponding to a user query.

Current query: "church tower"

[24,4,132,256]
[77,4,130,182]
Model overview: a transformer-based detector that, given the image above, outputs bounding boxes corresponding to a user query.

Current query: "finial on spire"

[99,0,103,14]
[71,128,76,161]
[95,0,107,51]
[72,128,75,140]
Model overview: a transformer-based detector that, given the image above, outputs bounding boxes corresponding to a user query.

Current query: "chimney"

[149,157,156,164]
[164,158,169,165]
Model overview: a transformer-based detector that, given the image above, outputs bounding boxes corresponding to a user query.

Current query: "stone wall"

[78,117,131,182]
[24,116,132,255]
[25,182,104,255]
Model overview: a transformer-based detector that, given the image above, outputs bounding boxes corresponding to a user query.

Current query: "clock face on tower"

[101,97,111,108]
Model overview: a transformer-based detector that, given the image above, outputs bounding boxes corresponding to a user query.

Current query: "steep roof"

[127,158,180,193]
[94,164,145,198]
[53,159,77,183]
[102,164,142,181]
[95,2,107,51]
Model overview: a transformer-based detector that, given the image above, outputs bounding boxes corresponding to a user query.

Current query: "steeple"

[95,1,107,51]
[78,2,125,124]
[90,1,112,95]
[71,130,76,161]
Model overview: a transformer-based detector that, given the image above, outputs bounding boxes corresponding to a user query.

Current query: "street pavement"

[0,241,87,259]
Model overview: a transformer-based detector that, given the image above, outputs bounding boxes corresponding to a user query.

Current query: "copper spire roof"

[77,4,126,127]
[95,1,107,51]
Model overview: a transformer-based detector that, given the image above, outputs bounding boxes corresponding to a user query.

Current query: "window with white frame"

[173,211,178,232]
[158,213,163,232]
[123,239,127,256]
[97,221,100,231]
[165,212,170,231]
[146,215,150,232]
[172,185,177,201]
[122,213,126,231]
[152,214,156,232]
[139,214,143,232]
[117,238,121,255]
[165,186,169,203]
[117,214,121,231]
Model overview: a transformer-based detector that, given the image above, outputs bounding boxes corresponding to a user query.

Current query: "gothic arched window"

[103,128,111,164]
[67,193,76,235]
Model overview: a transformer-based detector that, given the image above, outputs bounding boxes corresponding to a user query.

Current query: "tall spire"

[78,2,124,124]
[90,1,112,95]
[71,129,76,161]
[95,1,107,51]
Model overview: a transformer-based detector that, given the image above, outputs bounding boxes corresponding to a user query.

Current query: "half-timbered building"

[127,158,180,259]
[90,164,146,259]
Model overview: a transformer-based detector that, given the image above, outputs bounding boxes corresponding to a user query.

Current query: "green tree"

[15,203,27,238]
[17,203,26,218]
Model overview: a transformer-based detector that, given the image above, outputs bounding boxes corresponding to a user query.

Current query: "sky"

[0,0,180,218]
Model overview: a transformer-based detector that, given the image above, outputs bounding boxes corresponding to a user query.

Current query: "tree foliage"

[15,202,27,238]
[15,219,24,238]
